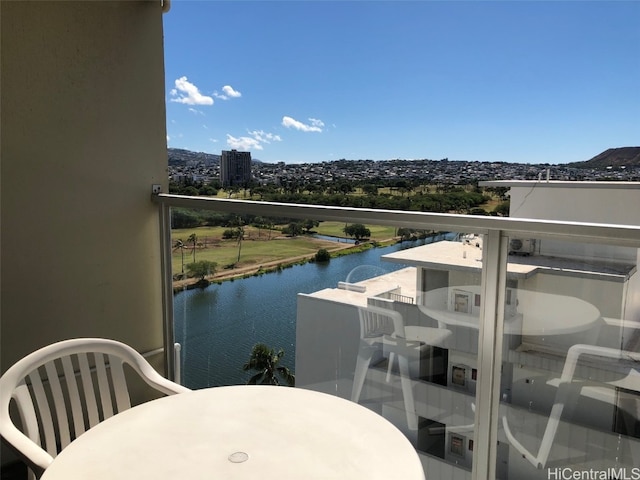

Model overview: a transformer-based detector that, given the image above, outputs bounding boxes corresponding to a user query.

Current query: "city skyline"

[163,1,639,165]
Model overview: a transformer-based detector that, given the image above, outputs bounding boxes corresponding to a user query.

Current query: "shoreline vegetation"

[172,234,398,293]
[171,222,448,294]
[171,221,405,293]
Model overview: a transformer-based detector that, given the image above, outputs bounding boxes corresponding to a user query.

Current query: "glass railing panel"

[171,210,429,387]
[298,229,484,478]
[160,195,639,480]
[169,207,482,477]
[498,236,640,479]
[172,209,334,387]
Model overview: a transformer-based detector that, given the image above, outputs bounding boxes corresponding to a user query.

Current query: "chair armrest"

[126,353,191,396]
[0,417,53,475]
[559,344,640,384]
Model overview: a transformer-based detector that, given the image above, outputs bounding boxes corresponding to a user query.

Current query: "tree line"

[171,181,501,214]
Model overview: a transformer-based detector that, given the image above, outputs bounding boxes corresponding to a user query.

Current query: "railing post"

[473,229,509,480]
[159,199,176,382]
[173,342,182,384]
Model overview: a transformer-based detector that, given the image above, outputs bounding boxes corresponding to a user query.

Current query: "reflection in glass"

[299,231,482,476]
[499,237,639,479]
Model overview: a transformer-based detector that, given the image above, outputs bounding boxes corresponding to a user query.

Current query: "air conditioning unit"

[509,238,536,256]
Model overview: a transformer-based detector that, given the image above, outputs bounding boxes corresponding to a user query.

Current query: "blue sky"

[164,1,639,164]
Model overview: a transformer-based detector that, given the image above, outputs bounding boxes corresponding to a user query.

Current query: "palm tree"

[242,343,295,386]
[173,239,186,274]
[233,217,244,264]
[266,219,274,240]
[187,233,197,262]
[254,216,264,238]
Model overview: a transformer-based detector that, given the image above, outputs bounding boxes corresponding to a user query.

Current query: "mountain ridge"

[168,146,640,169]
[566,147,640,169]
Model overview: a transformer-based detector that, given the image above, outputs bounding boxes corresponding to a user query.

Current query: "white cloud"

[282,116,323,132]
[222,85,242,98]
[210,138,218,143]
[249,130,282,144]
[170,76,214,105]
[225,129,281,151]
[309,118,325,128]
[188,108,205,115]
[214,85,242,100]
[167,135,170,142]
[226,134,264,151]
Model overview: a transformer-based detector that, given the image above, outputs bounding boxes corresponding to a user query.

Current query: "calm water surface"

[174,234,454,387]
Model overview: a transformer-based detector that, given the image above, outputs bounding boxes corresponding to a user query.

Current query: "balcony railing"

[152,193,640,480]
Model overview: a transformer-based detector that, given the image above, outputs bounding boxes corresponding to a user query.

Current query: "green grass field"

[171,221,398,275]
[172,236,340,274]
[314,221,396,241]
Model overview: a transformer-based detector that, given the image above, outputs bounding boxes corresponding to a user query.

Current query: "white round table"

[41,385,425,480]
[418,286,601,336]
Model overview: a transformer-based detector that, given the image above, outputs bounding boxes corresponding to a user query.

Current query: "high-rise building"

[220,149,252,187]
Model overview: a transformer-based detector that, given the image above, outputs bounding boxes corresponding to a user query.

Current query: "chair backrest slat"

[27,369,57,457]
[61,356,85,438]
[94,353,114,420]
[359,308,398,337]
[108,355,131,413]
[13,381,41,447]
[43,361,72,450]
[77,353,100,429]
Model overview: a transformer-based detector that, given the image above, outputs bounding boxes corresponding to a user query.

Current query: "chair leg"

[352,348,374,403]
[386,352,395,383]
[397,353,418,430]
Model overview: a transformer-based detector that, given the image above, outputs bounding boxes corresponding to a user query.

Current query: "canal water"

[174,234,455,388]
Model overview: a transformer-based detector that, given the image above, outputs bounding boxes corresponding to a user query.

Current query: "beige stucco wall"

[507,183,640,225]
[509,183,640,262]
[1,1,168,373]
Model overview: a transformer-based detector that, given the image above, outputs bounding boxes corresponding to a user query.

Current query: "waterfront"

[174,234,454,388]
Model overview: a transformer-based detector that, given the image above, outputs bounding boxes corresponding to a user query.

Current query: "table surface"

[418,286,601,336]
[41,385,426,480]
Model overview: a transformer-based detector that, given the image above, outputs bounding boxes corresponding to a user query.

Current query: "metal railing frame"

[152,193,640,480]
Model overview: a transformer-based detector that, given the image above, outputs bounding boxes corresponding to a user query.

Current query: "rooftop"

[304,267,417,306]
[306,238,637,308]
[480,180,640,189]
[382,240,635,282]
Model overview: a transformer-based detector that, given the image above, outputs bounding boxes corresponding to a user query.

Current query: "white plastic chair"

[0,338,190,479]
[502,344,640,469]
[351,305,451,430]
